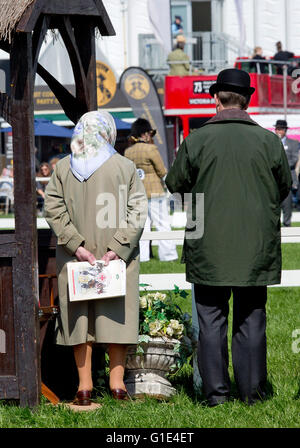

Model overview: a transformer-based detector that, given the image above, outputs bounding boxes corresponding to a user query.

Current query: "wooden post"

[10,32,40,408]
[74,19,97,110]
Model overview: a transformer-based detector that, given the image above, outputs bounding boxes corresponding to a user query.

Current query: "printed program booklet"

[67,259,126,302]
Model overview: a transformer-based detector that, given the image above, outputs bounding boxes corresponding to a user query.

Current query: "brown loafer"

[73,390,92,406]
[111,388,129,400]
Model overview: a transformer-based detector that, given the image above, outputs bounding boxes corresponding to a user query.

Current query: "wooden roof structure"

[0,0,114,41]
[0,0,115,407]
[0,0,115,123]
[0,0,36,41]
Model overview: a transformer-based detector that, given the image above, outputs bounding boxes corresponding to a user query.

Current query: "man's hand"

[75,246,96,265]
[101,250,120,266]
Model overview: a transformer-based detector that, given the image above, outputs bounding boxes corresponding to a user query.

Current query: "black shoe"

[207,396,229,407]
[241,391,266,406]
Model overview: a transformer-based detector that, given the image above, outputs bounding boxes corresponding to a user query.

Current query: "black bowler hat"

[130,118,156,138]
[209,68,255,97]
[274,119,288,129]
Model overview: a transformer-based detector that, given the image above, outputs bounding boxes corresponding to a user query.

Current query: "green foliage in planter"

[139,286,192,340]
[136,286,194,370]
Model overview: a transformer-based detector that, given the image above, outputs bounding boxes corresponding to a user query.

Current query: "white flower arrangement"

[136,287,194,372]
[138,288,192,342]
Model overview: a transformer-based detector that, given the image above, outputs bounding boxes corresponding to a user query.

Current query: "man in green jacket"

[166,68,292,406]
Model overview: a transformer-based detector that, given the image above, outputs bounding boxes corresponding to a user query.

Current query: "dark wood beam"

[0,377,19,399]
[73,17,97,110]
[37,63,84,123]
[0,242,16,258]
[0,40,11,54]
[0,262,16,378]
[0,92,11,124]
[16,0,115,36]
[0,234,15,245]
[42,0,99,16]
[58,16,89,111]
[94,0,116,35]
[10,32,40,408]
[32,15,50,76]
[16,0,45,34]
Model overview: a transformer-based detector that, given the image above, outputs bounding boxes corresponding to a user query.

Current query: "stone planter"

[124,337,181,399]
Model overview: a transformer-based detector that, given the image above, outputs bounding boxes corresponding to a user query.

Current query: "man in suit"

[273,41,294,75]
[275,119,300,226]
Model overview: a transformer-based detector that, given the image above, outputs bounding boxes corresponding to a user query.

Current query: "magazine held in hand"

[67,259,126,302]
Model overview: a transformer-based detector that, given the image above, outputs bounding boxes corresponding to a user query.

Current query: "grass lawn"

[0,242,299,428]
[0,287,299,428]
[0,213,14,219]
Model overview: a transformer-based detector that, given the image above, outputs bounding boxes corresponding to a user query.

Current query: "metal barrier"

[235,58,300,119]
[139,31,252,74]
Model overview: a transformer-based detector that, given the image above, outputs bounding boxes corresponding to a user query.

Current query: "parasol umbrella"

[113,117,131,130]
[0,118,73,137]
[1,117,131,134]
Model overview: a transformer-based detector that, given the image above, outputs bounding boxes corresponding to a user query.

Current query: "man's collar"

[204,108,258,126]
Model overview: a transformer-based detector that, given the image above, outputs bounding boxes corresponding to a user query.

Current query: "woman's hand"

[101,250,120,266]
[75,246,96,265]
[37,189,45,199]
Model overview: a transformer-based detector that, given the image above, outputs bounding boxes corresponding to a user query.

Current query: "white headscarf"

[70,110,117,182]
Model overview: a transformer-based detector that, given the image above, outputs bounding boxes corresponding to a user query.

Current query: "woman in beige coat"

[44,110,147,404]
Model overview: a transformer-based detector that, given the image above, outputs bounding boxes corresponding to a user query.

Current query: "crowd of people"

[250,41,298,75]
[167,37,298,77]
[0,150,65,215]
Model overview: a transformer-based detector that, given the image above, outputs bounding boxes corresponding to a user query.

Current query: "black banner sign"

[119,66,170,168]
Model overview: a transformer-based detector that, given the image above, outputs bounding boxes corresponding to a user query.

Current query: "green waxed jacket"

[166,109,292,286]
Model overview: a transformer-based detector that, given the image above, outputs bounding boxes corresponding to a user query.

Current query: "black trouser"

[194,285,267,405]
[281,190,292,226]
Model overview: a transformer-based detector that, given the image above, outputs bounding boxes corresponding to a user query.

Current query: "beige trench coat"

[44,154,148,346]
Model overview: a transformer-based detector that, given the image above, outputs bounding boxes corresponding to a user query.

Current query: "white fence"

[140,226,300,290]
[0,218,299,288]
